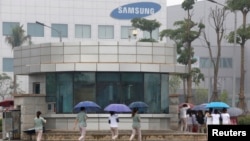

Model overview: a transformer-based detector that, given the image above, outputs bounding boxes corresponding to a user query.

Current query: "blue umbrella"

[205,102,230,109]
[104,104,131,113]
[129,101,149,113]
[129,101,149,109]
[74,101,101,113]
[192,103,208,111]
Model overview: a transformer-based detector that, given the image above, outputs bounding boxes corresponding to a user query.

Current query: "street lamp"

[207,0,237,107]
[35,21,62,42]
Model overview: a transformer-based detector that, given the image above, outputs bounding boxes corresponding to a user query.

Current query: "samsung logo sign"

[110,2,161,20]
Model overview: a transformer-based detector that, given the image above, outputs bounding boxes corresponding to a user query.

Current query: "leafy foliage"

[0,73,14,100]
[139,38,158,42]
[238,115,250,125]
[219,90,228,104]
[226,0,250,12]
[169,75,181,94]
[227,24,250,45]
[0,73,24,99]
[194,88,208,104]
[131,18,161,41]
[5,25,31,48]
[160,0,205,102]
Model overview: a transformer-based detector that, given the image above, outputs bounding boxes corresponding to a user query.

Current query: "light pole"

[207,0,237,106]
[35,21,62,42]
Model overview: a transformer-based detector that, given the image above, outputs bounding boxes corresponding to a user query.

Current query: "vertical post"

[232,11,237,107]
[14,74,17,94]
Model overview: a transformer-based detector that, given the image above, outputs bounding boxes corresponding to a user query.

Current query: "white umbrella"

[227,107,243,117]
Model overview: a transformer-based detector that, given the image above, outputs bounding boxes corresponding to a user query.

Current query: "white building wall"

[0,0,167,94]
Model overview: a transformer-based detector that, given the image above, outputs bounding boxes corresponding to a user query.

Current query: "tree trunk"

[187,42,192,103]
[237,12,247,112]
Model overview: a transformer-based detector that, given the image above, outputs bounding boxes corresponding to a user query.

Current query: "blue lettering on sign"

[110,2,161,20]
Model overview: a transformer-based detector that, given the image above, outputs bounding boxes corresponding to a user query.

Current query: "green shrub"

[238,115,250,125]
[139,38,158,42]
[0,118,2,132]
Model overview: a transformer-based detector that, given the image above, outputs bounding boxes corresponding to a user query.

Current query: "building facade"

[167,0,250,108]
[0,0,186,138]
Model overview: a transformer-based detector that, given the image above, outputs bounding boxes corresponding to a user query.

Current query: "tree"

[169,75,181,94]
[226,0,250,112]
[131,18,161,41]
[0,73,13,100]
[5,24,31,94]
[160,0,205,103]
[202,7,228,102]
[5,24,31,48]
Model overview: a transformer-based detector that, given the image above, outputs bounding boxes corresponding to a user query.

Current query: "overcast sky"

[167,0,205,6]
[167,0,184,6]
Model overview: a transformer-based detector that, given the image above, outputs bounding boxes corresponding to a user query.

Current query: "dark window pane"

[57,73,73,113]
[96,73,120,109]
[73,72,96,111]
[144,73,161,113]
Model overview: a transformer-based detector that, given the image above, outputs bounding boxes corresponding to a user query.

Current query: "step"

[22,130,207,141]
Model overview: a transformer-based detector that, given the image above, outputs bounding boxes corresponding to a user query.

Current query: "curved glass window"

[46,72,169,114]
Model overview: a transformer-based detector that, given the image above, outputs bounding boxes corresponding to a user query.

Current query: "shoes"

[78,136,84,141]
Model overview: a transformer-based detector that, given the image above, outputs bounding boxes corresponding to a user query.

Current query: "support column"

[169,94,180,130]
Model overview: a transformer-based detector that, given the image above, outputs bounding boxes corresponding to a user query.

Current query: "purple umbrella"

[104,104,131,113]
[192,103,208,111]
[74,101,101,113]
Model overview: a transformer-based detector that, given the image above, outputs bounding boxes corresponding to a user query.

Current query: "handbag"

[192,125,198,132]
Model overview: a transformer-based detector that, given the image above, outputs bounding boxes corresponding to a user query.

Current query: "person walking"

[129,108,141,141]
[196,110,205,133]
[108,111,119,140]
[186,109,193,132]
[205,109,212,133]
[221,108,231,125]
[34,111,46,141]
[74,107,88,141]
[211,109,220,125]
[179,104,190,132]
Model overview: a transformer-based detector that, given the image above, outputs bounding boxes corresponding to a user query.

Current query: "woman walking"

[129,108,141,141]
[74,107,88,141]
[108,111,119,140]
[34,111,46,141]
[221,108,231,125]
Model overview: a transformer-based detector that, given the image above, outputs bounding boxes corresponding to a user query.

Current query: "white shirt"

[211,114,220,125]
[109,114,119,128]
[179,106,190,118]
[206,116,213,125]
[221,113,230,125]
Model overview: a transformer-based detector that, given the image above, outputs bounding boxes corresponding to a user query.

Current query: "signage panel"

[110,2,161,20]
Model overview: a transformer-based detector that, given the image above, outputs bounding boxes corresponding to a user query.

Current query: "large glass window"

[2,22,19,36]
[73,72,95,107]
[98,25,114,39]
[144,73,161,113]
[143,28,159,41]
[51,24,68,38]
[75,24,91,38]
[27,23,44,37]
[96,73,120,109]
[121,26,136,39]
[2,58,13,72]
[121,73,144,105]
[46,73,57,102]
[46,72,169,114]
[57,73,73,113]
